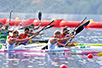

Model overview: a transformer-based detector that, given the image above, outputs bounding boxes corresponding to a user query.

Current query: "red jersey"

[19,33,29,39]
[59,34,67,44]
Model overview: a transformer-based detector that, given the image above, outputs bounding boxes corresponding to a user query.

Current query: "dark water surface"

[0,28,102,68]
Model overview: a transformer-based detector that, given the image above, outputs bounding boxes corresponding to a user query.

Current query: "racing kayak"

[1,47,102,56]
[1,43,102,51]
[0,43,102,56]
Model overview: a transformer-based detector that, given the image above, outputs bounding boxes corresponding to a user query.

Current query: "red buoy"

[88,54,93,59]
[60,64,67,68]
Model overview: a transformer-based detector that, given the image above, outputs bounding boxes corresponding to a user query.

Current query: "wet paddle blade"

[9,10,13,25]
[75,20,90,35]
[38,12,42,21]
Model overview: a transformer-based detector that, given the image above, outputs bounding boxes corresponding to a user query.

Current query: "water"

[1,28,102,68]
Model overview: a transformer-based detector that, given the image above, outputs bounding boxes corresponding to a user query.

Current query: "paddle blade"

[38,12,42,21]
[9,10,13,25]
[75,26,84,35]
[81,20,90,27]
[75,20,90,35]
[75,17,87,29]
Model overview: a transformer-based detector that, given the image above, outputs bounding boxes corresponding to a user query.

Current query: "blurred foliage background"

[0,0,102,14]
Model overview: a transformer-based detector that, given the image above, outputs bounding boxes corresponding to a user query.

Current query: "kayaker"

[58,26,76,47]
[0,24,12,43]
[6,30,38,50]
[48,30,74,50]
[18,27,30,45]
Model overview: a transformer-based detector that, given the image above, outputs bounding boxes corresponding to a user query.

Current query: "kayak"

[0,42,102,56]
[1,47,102,56]
[0,43,102,56]
[1,43,102,51]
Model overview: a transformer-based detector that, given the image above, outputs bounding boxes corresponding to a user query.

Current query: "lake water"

[0,28,102,68]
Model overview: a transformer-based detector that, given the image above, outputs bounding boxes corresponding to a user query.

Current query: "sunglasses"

[56,34,61,37]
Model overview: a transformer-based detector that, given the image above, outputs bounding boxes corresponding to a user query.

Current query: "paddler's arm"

[57,42,66,47]
[15,37,32,42]
[57,36,74,42]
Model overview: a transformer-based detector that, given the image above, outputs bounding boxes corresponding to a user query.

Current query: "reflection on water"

[0,52,102,68]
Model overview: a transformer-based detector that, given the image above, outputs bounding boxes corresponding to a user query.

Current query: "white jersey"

[48,38,57,50]
[7,42,16,50]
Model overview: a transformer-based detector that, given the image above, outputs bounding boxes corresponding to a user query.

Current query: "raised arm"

[57,36,74,42]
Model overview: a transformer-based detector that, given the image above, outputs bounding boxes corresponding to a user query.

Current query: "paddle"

[38,11,42,24]
[65,20,90,46]
[9,10,13,26]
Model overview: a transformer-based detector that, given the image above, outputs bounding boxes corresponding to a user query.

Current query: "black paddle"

[65,20,90,46]
[38,11,42,28]
[9,10,13,25]
[38,12,42,23]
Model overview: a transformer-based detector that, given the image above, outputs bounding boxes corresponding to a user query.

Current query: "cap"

[12,30,19,34]
[31,24,34,26]
[0,23,3,27]
[25,27,29,31]
[54,30,61,35]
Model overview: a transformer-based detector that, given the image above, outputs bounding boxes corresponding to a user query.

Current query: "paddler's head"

[63,26,70,34]
[54,30,61,38]
[12,30,19,36]
[30,24,34,28]
[29,29,33,33]
[24,27,29,34]
[4,24,9,30]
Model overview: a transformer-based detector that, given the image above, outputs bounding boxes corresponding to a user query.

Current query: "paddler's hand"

[35,32,40,35]
[39,23,41,26]
[71,28,76,35]
[71,35,75,39]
